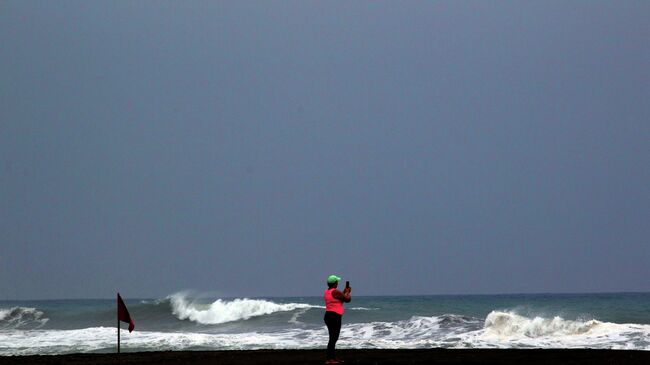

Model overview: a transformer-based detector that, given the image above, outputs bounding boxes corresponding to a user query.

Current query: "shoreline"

[3,349,650,365]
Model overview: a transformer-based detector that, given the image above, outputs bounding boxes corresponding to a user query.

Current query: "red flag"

[117,293,135,332]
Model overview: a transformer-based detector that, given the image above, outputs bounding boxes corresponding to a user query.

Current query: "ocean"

[1,292,650,355]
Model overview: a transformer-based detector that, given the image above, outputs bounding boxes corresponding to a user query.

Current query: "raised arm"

[332,287,352,303]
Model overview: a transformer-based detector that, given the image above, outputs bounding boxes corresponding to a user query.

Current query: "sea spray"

[483,310,600,337]
[0,307,49,329]
[459,310,650,349]
[169,293,316,325]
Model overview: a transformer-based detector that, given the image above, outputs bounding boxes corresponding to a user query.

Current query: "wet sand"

[2,349,650,365]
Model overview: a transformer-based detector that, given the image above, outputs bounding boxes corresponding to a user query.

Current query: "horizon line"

[2,290,649,302]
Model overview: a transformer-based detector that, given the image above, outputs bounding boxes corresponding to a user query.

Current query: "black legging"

[324,311,342,360]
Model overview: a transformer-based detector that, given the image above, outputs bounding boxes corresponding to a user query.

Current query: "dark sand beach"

[2,349,650,365]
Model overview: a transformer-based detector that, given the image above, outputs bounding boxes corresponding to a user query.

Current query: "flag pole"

[117,319,121,353]
[117,292,134,353]
[117,294,121,354]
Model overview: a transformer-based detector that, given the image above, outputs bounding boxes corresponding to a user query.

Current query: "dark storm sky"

[1,1,649,299]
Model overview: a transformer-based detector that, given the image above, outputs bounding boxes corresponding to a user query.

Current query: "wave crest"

[0,307,49,329]
[169,293,315,325]
[483,310,600,337]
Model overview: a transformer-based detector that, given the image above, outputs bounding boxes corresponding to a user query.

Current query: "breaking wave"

[169,293,317,325]
[455,310,650,350]
[483,310,600,337]
[0,307,49,329]
[1,310,650,355]
[3,294,650,355]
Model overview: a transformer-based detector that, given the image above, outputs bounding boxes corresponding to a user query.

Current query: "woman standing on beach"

[324,275,352,364]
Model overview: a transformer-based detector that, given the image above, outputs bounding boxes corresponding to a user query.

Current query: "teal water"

[1,292,649,355]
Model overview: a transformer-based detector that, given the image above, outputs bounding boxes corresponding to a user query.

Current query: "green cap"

[327,275,341,284]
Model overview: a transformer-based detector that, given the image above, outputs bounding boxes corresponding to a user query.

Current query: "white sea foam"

[1,309,649,355]
[288,308,309,325]
[169,293,317,325]
[349,307,380,311]
[457,310,650,350]
[0,326,326,355]
[0,327,117,355]
[0,305,650,355]
[483,310,599,337]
